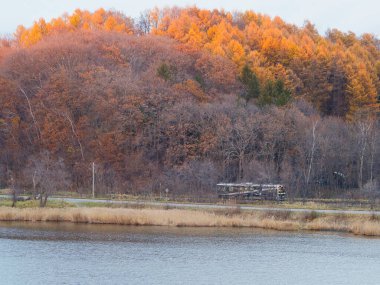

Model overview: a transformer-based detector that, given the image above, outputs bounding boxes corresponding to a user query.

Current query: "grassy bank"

[2,188,379,211]
[244,200,380,211]
[59,195,380,211]
[0,199,75,208]
[0,206,379,237]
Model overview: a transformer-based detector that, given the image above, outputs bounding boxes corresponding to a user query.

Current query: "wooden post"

[92,162,95,199]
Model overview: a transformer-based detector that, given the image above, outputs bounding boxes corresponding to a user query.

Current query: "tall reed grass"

[0,207,379,236]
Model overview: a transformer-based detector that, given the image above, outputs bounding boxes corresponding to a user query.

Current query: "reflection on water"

[0,222,379,285]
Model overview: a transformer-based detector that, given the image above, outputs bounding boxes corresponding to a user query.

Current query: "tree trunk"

[32,171,37,199]
[359,150,365,190]
[39,193,44,207]
[304,120,318,200]
[357,120,372,190]
[238,154,244,181]
[10,176,16,207]
[42,194,49,207]
[11,188,16,208]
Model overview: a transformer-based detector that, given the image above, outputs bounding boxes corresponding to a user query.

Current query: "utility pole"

[92,162,95,199]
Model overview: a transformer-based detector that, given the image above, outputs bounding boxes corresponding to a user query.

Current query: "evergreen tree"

[239,65,260,102]
[259,79,291,107]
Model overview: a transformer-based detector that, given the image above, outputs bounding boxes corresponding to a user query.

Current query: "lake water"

[0,222,379,285]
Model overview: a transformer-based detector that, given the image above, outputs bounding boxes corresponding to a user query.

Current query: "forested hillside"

[0,8,379,199]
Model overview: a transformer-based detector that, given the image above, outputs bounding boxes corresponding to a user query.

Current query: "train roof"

[217,183,283,187]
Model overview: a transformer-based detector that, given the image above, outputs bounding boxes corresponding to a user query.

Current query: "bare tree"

[225,115,258,181]
[305,119,319,186]
[136,10,152,35]
[355,118,374,190]
[303,117,319,199]
[19,87,41,141]
[24,151,70,207]
[367,122,378,191]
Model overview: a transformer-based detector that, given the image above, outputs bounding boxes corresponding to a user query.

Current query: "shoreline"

[0,207,379,237]
[3,194,380,214]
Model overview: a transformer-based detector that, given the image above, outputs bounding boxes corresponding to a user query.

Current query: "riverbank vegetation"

[1,189,379,211]
[0,198,74,208]
[0,7,379,204]
[0,206,379,236]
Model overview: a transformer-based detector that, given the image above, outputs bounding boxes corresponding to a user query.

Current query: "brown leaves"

[173,79,208,102]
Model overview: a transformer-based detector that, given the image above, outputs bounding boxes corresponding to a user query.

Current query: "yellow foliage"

[69,12,81,28]
[92,8,106,25]
[11,116,20,126]
[82,22,91,30]
[227,40,245,66]
[15,8,135,47]
[175,79,207,102]
[104,16,117,31]
[187,23,204,49]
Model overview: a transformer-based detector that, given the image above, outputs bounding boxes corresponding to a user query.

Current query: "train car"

[216,183,286,201]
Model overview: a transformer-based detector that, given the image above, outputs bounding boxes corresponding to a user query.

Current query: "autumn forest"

[0,7,379,200]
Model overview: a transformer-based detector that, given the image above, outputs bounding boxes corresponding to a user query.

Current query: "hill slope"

[13,7,380,118]
[0,8,379,198]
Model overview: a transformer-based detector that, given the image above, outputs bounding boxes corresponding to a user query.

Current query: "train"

[216,183,286,201]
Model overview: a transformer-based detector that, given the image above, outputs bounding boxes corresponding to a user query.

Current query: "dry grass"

[0,199,74,208]
[0,207,379,236]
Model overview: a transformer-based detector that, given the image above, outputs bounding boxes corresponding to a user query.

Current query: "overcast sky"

[1,0,378,37]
